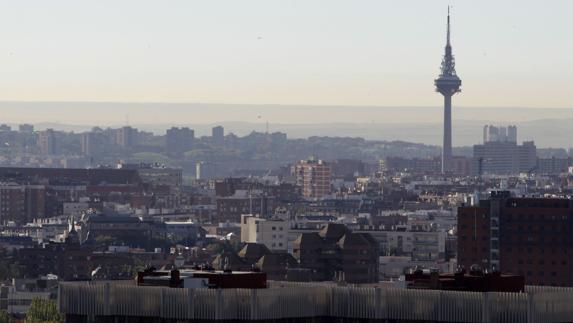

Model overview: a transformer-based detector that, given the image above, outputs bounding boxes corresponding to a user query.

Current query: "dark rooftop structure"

[318,223,350,242]
[405,267,525,293]
[256,253,298,280]
[83,214,142,224]
[293,224,379,283]
[136,268,267,289]
[0,167,141,185]
[212,250,248,271]
[293,232,323,248]
[238,243,271,265]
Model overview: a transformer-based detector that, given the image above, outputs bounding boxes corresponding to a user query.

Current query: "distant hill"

[1,101,572,148]
[25,119,573,148]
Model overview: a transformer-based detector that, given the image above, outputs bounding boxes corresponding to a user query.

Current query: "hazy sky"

[0,0,572,124]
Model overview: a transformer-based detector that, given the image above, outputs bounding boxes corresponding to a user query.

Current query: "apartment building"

[240,214,288,252]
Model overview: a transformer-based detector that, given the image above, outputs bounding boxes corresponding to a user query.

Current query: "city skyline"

[5,101,573,147]
[3,2,573,322]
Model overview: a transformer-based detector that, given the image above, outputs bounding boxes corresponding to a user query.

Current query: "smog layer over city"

[0,1,573,322]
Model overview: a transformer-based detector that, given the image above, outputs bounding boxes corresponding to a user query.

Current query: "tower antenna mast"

[434,6,462,174]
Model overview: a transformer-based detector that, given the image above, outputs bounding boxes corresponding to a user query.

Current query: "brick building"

[216,190,277,222]
[0,184,46,224]
[292,223,379,283]
[458,191,573,286]
[293,159,331,199]
[81,214,152,248]
[17,241,92,280]
[0,167,183,218]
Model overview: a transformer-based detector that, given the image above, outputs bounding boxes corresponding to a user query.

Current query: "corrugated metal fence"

[59,283,573,322]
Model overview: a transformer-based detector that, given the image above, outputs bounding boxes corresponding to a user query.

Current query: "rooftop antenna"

[125,114,130,126]
[249,187,253,215]
[312,144,317,161]
[260,194,264,218]
[435,4,461,174]
[266,121,269,134]
[447,6,451,46]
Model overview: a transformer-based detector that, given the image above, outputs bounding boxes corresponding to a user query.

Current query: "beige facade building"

[37,129,57,155]
[294,159,331,199]
[240,214,288,252]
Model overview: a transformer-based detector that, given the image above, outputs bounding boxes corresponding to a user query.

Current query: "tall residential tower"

[435,8,461,174]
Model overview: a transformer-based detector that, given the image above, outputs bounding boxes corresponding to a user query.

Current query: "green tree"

[0,260,20,280]
[205,242,224,254]
[0,310,10,323]
[26,298,62,323]
[131,152,170,164]
[131,257,147,275]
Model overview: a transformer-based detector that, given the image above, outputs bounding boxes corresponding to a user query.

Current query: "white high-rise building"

[240,214,288,252]
[473,134,536,175]
[483,125,517,143]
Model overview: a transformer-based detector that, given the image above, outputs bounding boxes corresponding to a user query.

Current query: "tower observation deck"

[435,7,461,174]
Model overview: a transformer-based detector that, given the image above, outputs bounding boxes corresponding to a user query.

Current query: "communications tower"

[434,7,461,174]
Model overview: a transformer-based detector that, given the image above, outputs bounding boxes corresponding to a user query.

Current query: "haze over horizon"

[2,102,573,126]
[0,0,572,117]
[1,1,572,147]
[2,102,573,148]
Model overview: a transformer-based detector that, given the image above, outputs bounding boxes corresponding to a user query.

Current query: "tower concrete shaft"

[443,94,452,173]
[434,7,461,174]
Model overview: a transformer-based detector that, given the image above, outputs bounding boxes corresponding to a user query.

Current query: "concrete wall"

[59,282,573,322]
